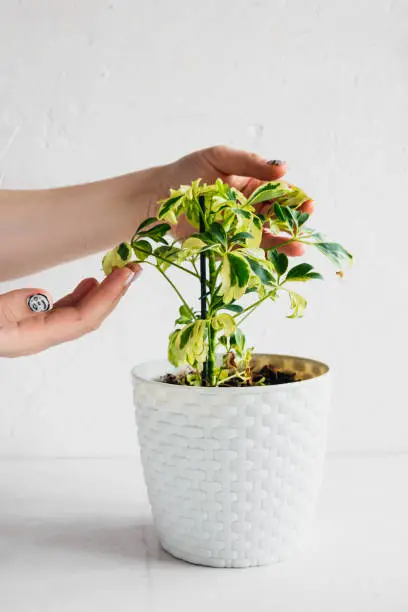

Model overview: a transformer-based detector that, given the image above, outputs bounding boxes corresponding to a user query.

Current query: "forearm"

[0,165,167,281]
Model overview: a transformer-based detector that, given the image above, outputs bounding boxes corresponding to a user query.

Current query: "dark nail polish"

[267,160,285,166]
[27,294,52,313]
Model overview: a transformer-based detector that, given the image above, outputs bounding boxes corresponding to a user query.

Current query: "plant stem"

[154,266,196,318]
[236,294,270,325]
[192,260,199,277]
[268,237,296,251]
[217,371,248,386]
[206,252,217,386]
[131,245,199,279]
[199,195,208,383]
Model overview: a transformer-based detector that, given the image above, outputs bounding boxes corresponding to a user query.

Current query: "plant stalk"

[199,195,208,383]
[131,244,199,278]
[156,267,196,319]
[207,252,217,386]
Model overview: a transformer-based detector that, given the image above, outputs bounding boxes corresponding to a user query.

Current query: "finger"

[48,264,142,340]
[78,263,142,316]
[54,278,99,309]
[206,146,288,181]
[261,230,305,257]
[10,265,142,356]
[0,288,53,326]
[300,199,315,215]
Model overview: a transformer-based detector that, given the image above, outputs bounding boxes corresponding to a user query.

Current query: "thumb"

[0,289,53,325]
[206,146,288,181]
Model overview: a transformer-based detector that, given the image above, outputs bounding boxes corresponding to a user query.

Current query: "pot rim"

[131,353,330,394]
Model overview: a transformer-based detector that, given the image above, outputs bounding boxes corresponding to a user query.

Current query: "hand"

[162,146,315,256]
[0,264,142,357]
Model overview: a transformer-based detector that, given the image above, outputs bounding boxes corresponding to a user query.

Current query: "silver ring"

[27,294,51,313]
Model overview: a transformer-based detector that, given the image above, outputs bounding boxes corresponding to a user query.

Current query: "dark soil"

[243,365,297,387]
[160,364,298,387]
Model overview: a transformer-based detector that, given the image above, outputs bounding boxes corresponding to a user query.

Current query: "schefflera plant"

[102,179,351,387]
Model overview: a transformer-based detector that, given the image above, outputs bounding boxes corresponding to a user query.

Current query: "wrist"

[127,163,173,221]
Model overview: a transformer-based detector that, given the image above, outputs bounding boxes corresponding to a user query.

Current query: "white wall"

[0,0,407,457]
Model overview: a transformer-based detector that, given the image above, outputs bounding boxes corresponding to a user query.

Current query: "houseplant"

[103,178,351,567]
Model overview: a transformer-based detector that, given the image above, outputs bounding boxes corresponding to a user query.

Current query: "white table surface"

[0,455,407,612]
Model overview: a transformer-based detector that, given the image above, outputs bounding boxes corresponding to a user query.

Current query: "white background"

[0,0,406,458]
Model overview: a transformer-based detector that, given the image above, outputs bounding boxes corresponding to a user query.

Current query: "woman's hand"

[161,146,315,256]
[0,264,141,357]
[0,144,313,281]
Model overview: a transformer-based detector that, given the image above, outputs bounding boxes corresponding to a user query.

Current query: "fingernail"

[267,160,285,166]
[27,294,52,313]
[123,266,142,288]
[123,272,136,288]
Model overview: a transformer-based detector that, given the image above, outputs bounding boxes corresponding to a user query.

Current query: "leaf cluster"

[102,178,352,386]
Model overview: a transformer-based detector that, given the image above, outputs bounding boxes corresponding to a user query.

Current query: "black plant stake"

[199,195,208,383]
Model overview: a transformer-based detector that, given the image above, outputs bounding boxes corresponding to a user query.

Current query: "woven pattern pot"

[132,354,331,568]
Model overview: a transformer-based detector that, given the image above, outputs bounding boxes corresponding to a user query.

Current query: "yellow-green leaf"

[220,252,251,304]
[211,313,236,336]
[102,242,132,275]
[183,236,207,251]
[247,181,292,206]
[132,240,152,261]
[287,291,307,318]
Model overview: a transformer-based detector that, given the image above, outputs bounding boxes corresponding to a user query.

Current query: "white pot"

[132,354,331,568]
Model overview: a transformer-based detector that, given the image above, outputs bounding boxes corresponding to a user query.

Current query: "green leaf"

[168,330,181,366]
[315,242,353,267]
[274,202,286,222]
[182,236,206,251]
[117,242,131,262]
[184,198,201,228]
[219,335,229,347]
[244,255,275,285]
[180,304,194,319]
[102,242,132,275]
[247,182,281,205]
[222,303,244,314]
[212,313,236,336]
[281,206,296,229]
[175,303,194,324]
[220,252,251,303]
[132,240,152,261]
[310,231,324,241]
[226,187,236,201]
[286,263,313,279]
[209,222,227,247]
[247,216,263,248]
[287,291,307,318]
[268,249,289,275]
[274,183,310,210]
[271,204,296,231]
[158,194,183,221]
[183,232,222,252]
[135,217,158,233]
[232,208,252,220]
[247,181,292,206]
[199,232,217,245]
[154,245,183,270]
[286,263,323,282]
[228,253,251,287]
[306,272,324,280]
[230,232,254,245]
[138,223,171,242]
[294,212,309,227]
[230,328,245,356]
[180,323,195,349]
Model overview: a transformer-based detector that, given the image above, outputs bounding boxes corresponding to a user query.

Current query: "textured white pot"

[132,354,331,568]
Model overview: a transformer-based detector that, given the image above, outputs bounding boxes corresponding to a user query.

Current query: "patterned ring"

[27,293,51,313]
